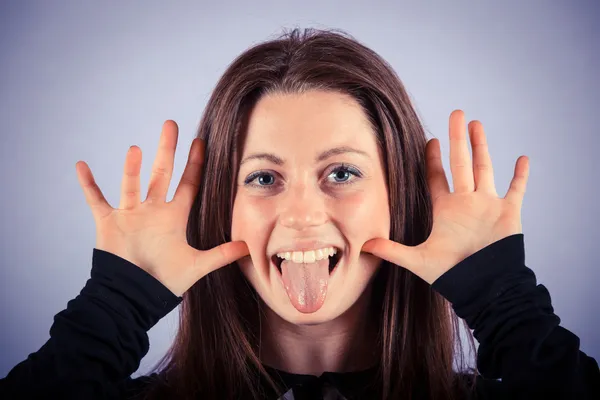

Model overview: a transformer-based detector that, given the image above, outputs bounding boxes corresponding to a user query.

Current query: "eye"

[256,174,275,185]
[243,164,362,190]
[244,171,278,187]
[326,164,362,185]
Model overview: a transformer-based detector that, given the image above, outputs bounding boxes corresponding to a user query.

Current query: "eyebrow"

[240,146,370,166]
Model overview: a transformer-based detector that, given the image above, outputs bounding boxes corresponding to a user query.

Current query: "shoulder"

[118,372,168,400]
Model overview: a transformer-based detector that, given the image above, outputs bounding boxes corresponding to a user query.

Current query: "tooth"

[303,250,316,263]
[315,248,325,260]
[275,247,341,263]
[292,251,303,263]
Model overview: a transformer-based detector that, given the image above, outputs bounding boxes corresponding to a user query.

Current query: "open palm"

[362,110,529,285]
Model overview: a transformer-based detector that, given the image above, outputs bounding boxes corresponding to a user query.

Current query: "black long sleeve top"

[0,234,598,399]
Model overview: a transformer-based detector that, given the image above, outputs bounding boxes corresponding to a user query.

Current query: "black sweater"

[0,234,598,399]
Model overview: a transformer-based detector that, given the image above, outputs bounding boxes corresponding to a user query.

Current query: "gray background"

[1,0,598,378]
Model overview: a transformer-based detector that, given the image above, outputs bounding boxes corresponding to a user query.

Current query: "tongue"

[280,258,330,313]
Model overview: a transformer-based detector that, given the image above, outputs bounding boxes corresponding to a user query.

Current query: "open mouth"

[271,249,342,275]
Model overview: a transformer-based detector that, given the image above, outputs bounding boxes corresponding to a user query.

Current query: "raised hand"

[75,120,249,296]
[361,110,530,285]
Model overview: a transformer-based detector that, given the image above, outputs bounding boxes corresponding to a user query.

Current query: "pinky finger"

[75,161,114,221]
[504,155,529,208]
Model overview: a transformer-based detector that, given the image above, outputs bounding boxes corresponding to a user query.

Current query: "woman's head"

[143,28,477,400]
[231,89,390,323]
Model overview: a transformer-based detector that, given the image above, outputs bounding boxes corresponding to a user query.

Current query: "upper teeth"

[276,247,337,264]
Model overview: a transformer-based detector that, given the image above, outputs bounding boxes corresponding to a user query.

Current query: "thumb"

[362,238,424,277]
[199,241,250,274]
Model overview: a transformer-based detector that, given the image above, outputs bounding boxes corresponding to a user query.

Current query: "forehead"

[241,90,377,156]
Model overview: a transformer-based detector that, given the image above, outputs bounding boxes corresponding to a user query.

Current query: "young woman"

[1,28,598,400]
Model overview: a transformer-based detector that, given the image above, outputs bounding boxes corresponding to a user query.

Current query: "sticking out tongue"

[280,258,330,313]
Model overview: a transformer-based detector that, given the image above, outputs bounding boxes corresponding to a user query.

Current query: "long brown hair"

[138,27,479,400]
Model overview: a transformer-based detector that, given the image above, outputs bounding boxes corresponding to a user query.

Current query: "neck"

[258,282,379,376]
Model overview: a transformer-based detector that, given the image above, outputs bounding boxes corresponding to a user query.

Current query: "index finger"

[449,110,475,193]
[172,138,205,209]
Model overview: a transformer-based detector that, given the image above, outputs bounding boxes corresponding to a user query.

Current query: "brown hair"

[138,27,479,400]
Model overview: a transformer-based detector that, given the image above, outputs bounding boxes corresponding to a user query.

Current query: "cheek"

[331,188,390,240]
[231,196,277,274]
[231,195,275,242]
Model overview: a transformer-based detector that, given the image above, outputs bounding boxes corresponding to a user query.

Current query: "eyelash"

[243,164,362,190]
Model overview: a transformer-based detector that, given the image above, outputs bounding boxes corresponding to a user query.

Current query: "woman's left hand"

[361,109,530,285]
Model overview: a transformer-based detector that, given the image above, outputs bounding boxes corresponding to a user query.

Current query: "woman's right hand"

[75,120,249,297]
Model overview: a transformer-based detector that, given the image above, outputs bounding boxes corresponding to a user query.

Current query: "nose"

[278,183,327,231]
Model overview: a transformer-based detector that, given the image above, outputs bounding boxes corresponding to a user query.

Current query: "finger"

[145,120,179,203]
[468,120,497,196]
[362,238,424,278]
[172,138,204,209]
[119,145,142,210]
[449,110,474,193]
[425,138,450,202]
[504,155,529,208]
[198,241,250,276]
[75,161,113,221]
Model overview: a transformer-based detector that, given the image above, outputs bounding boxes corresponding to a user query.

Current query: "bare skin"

[76,121,250,297]
[232,90,529,376]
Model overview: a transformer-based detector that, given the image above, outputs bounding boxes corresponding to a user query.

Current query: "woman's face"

[231,89,390,325]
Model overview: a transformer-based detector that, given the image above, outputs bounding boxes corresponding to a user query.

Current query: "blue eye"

[244,172,276,186]
[256,174,275,185]
[331,170,350,182]
[327,165,360,184]
[243,164,362,190]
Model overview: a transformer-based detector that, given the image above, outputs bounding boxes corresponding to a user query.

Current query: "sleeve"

[0,249,183,400]
[431,234,600,400]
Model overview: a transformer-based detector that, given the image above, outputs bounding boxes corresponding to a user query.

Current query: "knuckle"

[123,170,139,178]
[474,163,490,172]
[152,166,170,177]
[122,190,138,198]
[180,176,199,189]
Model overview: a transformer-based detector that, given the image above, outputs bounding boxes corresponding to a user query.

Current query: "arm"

[432,234,600,399]
[0,249,182,399]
